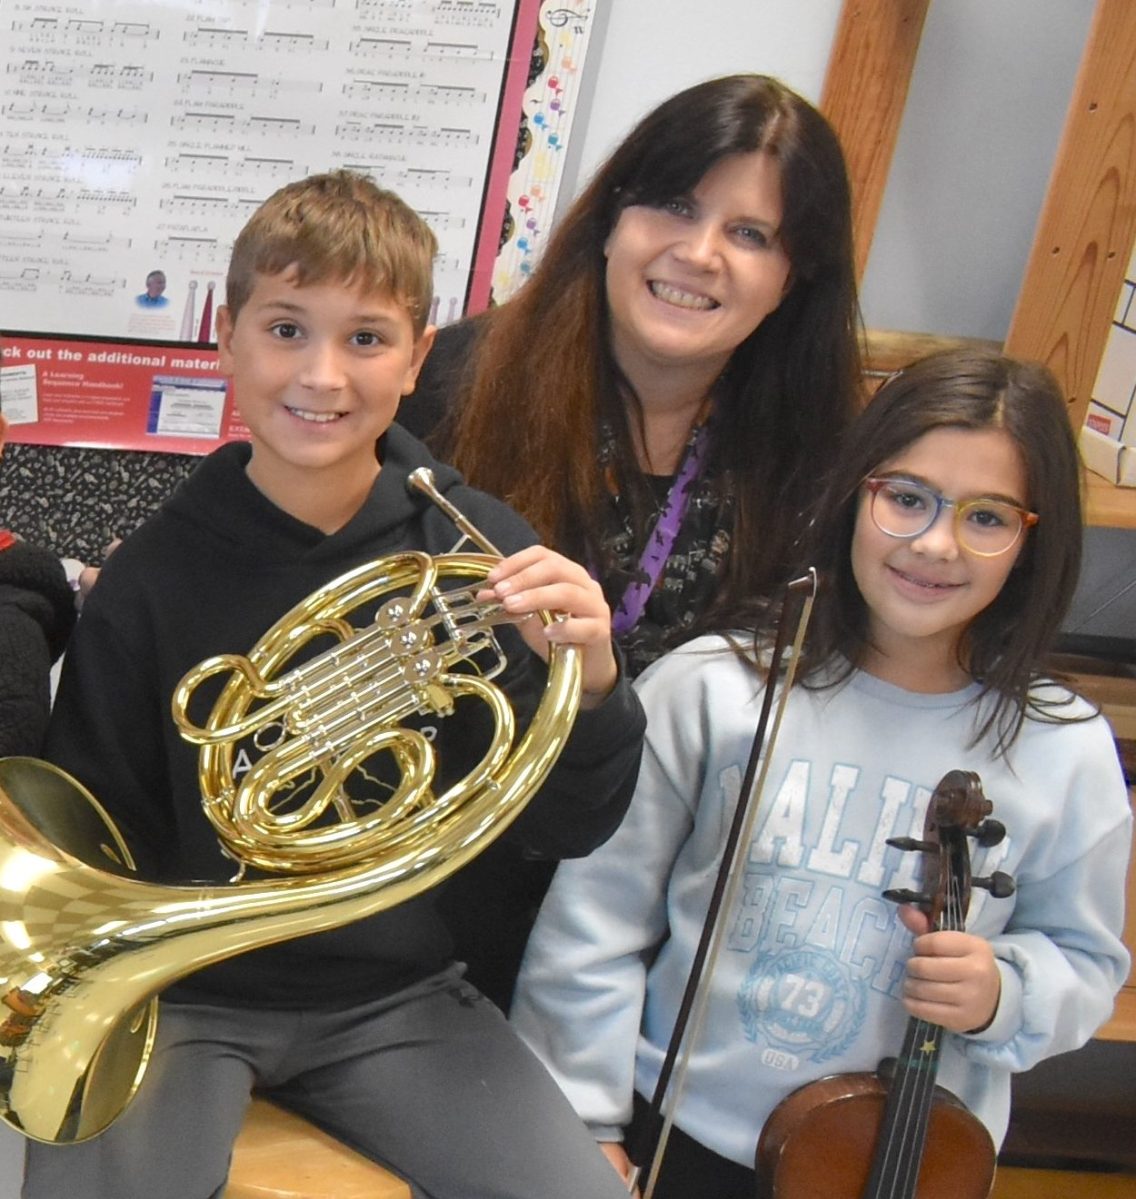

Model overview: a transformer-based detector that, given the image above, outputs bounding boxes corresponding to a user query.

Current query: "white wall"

[563,0,844,198]
[563,0,1095,343]
[859,0,1095,340]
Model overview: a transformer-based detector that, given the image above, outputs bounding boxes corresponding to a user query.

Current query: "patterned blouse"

[594,420,733,679]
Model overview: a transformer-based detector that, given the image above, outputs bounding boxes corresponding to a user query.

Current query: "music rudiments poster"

[0,0,594,453]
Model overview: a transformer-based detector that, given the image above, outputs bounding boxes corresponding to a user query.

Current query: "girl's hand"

[599,1141,638,1193]
[480,545,618,708]
[897,905,1002,1034]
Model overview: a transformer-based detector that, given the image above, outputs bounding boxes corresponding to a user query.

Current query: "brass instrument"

[0,468,581,1144]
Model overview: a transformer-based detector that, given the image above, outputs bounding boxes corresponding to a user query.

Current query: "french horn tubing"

[0,468,582,1144]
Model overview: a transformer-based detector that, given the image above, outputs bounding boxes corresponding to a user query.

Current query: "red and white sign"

[0,332,246,455]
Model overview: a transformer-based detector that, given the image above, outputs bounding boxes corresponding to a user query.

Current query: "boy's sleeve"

[436,484,647,860]
[501,649,646,858]
[43,564,174,878]
[0,602,54,758]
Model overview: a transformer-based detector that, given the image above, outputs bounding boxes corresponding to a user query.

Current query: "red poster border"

[465,0,543,314]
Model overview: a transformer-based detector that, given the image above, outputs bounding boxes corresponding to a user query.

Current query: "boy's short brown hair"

[224,170,437,333]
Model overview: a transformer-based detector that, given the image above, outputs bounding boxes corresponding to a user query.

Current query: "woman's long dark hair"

[446,74,862,636]
[801,348,1085,756]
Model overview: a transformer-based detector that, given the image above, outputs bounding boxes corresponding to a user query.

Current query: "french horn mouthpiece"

[408,466,503,557]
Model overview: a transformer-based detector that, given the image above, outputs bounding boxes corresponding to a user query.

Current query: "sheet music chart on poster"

[0,0,520,342]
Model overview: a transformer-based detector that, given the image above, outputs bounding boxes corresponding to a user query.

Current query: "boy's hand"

[480,546,618,708]
[897,906,1002,1034]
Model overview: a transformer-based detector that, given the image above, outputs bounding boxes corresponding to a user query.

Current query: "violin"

[754,769,1016,1199]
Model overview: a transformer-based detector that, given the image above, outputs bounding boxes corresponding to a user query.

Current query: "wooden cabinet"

[823,0,1136,530]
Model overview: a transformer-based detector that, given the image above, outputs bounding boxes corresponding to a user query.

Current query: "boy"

[26,172,644,1199]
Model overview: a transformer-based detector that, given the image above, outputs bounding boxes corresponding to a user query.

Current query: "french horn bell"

[0,469,581,1144]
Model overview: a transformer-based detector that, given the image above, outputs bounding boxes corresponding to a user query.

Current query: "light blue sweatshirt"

[511,636,1131,1164]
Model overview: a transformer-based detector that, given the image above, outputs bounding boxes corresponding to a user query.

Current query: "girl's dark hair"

[802,347,1085,755]
[445,74,862,635]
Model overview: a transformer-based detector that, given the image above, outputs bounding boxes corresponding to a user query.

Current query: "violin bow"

[627,568,819,1198]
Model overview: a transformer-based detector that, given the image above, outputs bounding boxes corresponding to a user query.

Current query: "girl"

[404,74,862,1009]
[510,348,1132,1197]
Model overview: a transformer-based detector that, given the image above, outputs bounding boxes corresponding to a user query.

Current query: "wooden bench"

[224,1098,410,1199]
[992,1166,1136,1198]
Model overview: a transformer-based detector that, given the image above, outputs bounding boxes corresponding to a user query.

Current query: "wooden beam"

[1003,0,1136,434]
[820,0,932,281]
[861,329,1001,390]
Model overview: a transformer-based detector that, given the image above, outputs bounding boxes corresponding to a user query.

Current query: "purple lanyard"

[611,420,712,636]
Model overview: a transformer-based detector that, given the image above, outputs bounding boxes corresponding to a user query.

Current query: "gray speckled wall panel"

[0,443,198,564]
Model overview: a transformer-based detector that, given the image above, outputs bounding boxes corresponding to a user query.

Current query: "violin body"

[753,770,1012,1199]
[755,1069,995,1199]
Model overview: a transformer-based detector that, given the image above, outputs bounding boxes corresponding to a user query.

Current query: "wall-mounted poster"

[491,4,595,304]
[0,0,595,452]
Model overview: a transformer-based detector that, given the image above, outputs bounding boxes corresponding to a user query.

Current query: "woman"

[404,74,864,1008]
[403,73,863,677]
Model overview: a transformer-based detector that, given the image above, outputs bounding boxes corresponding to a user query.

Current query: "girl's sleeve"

[962,716,1132,1071]
[509,648,710,1138]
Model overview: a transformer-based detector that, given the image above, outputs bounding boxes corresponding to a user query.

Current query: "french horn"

[0,468,581,1144]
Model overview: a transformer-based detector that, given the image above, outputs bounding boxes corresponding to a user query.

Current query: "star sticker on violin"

[919,1037,937,1055]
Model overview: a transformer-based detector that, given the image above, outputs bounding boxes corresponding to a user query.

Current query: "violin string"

[891,853,960,1195]
[893,1018,935,1199]
[903,1022,939,1198]
[900,844,965,1196]
[869,1011,924,1199]
[890,867,963,1194]
[879,829,970,1199]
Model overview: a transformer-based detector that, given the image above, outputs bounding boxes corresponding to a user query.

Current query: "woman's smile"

[604,149,791,388]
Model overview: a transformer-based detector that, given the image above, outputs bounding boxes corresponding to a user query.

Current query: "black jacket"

[46,428,644,1007]
[0,536,75,757]
[397,316,483,447]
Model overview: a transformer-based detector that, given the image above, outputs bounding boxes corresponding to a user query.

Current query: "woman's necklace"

[610,413,713,637]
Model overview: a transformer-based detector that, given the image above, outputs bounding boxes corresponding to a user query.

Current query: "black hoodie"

[46,427,644,1007]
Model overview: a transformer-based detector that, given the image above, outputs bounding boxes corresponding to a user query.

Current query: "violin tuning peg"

[882,887,931,907]
[886,836,935,853]
[972,871,1015,899]
[973,819,1006,848]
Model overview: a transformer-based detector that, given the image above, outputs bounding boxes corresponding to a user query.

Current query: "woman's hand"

[479,545,618,708]
[897,905,1002,1034]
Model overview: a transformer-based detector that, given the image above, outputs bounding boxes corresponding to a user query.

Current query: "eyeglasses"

[863,477,1039,557]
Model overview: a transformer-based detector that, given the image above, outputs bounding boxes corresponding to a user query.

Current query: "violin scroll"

[883,769,1015,931]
